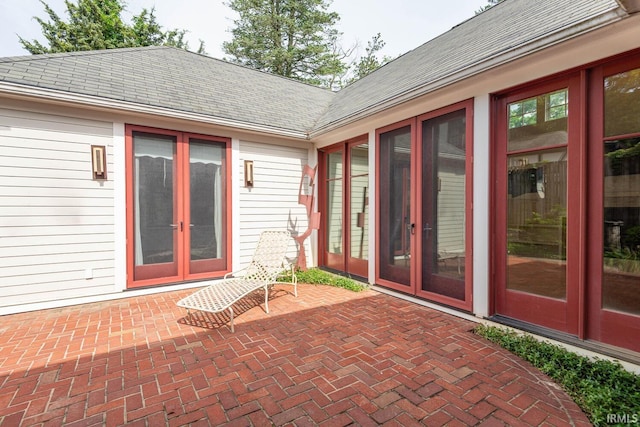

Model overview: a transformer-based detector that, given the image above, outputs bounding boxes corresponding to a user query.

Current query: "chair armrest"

[224,266,249,279]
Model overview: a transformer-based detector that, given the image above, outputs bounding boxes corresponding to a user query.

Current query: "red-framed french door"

[125,125,231,288]
[586,55,640,352]
[377,119,414,289]
[376,100,473,311]
[319,136,369,278]
[492,51,640,354]
[493,75,582,334]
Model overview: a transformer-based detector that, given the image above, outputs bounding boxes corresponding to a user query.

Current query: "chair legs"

[292,271,298,297]
[183,271,296,333]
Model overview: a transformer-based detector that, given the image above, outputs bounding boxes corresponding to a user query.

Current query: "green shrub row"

[280,267,368,292]
[474,324,640,426]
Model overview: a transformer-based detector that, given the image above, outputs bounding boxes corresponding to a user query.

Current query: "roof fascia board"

[309,6,626,139]
[0,82,311,140]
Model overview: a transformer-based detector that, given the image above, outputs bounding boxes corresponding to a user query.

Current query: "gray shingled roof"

[0,46,334,135]
[0,0,626,138]
[312,0,623,132]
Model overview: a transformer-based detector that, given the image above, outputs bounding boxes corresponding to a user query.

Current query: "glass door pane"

[507,149,567,298]
[325,150,344,270]
[379,126,412,286]
[495,80,577,334]
[188,140,226,274]
[326,151,343,256]
[602,68,640,316]
[350,144,369,261]
[506,89,569,300]
[347,143,369,278]
[421,110,466,300]
[133,133,178,280]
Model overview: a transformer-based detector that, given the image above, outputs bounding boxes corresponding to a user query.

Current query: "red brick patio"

[0,283,591,426]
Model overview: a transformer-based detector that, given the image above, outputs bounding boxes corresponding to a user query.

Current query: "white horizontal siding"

[2,215,114,227]
[0,195,114,207]
[3,270,114,295]
[0,107,115,310]
[1,250,115,276]
[0,241,114,258]
[2,280,117,307]
[437,169,465,253]
[238,141,310,268]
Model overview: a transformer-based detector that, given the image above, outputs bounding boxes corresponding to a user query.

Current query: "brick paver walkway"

[0,284,591,426]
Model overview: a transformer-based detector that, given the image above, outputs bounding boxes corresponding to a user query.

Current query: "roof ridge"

[0,45,166,63]
[0,45,335,95]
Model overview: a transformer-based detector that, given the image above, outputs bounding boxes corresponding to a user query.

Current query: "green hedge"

[280,267,368,292]
[474,324,640,426]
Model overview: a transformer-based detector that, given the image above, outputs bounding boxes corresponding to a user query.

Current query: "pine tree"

[223,0,346,88]
[19,0,203,54]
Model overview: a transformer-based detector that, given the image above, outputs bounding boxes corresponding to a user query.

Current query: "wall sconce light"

[244,160,254,187]
[91,145,107,180]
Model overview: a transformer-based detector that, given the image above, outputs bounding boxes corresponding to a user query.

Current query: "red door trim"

[586,54,640,351]
[318,143,345,272]
[493,74,581,334]
[346,137,369,278]
[125,125,183,288]
[374,101,474,309]
[125,125,231,289]
[318,135,369,277]
[577,69,588,340]
[375,118,416,293]
[182,133,232,280]
[414,99,474,311]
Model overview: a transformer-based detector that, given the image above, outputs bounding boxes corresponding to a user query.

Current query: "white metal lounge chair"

[177,230,296,332]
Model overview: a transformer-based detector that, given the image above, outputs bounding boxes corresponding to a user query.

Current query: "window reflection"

[506,149,567,299]
[602,67,640,315]
[326,151,343,255]
[506,88,569,299]
[604,68,640,137]
[507,89,568,151]
[379,126,412,285]
[350,144,368,260]
[422,110,467,300]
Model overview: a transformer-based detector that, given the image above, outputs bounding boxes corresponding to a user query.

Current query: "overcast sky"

[0,0,490,60]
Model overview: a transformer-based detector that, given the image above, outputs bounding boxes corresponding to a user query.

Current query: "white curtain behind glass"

[190,143,223,258]
[134,136,175,266]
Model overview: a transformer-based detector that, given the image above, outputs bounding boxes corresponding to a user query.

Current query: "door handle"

[423,223,433,239]
[410,223,416,235]
[170,222,184,231]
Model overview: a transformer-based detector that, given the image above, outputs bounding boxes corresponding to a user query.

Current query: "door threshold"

[490,315,640,368]
[371,285,477,322]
